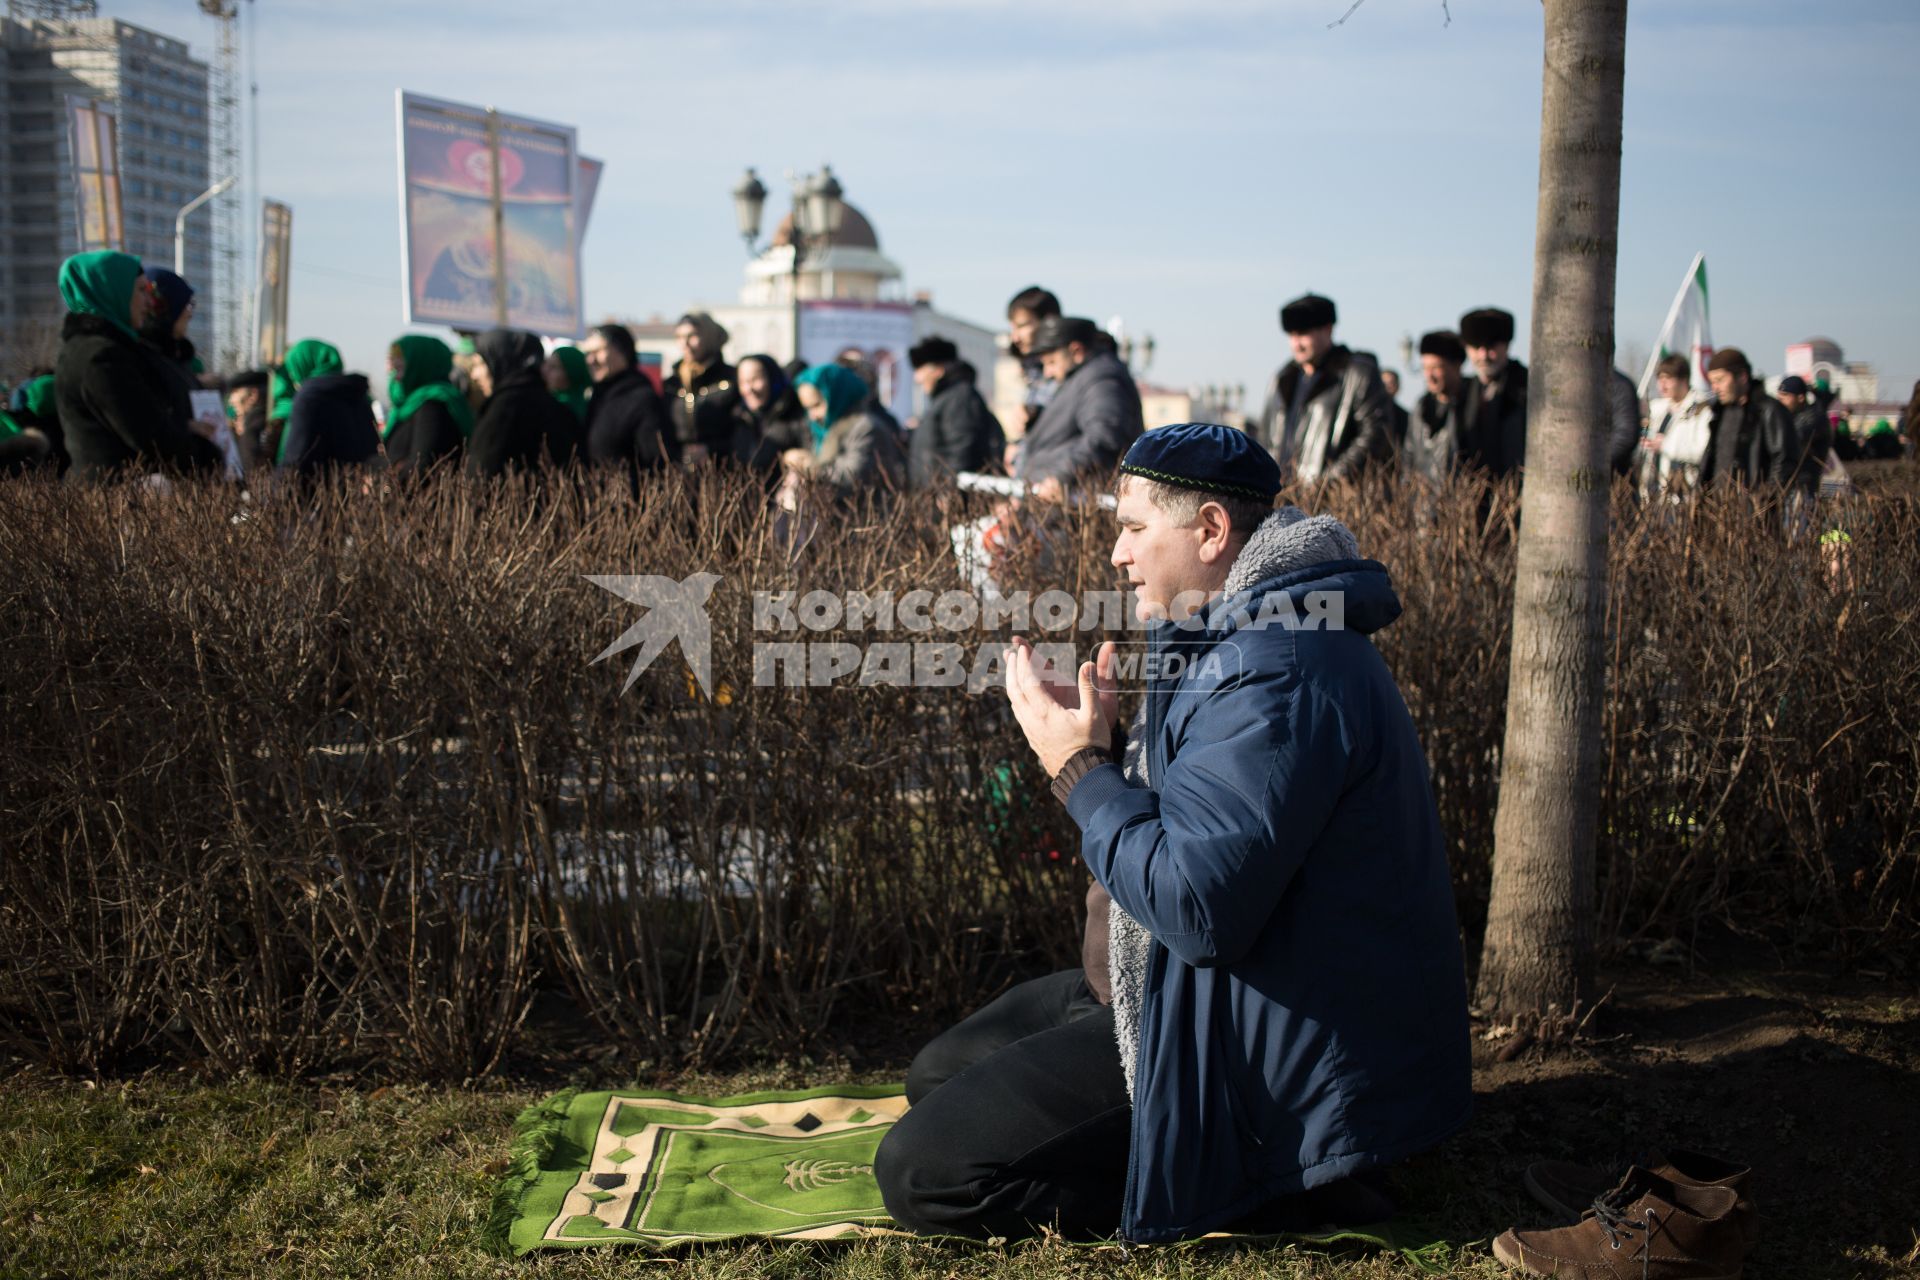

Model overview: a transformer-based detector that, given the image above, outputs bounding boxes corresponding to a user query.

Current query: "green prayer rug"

[488,1083,1458,1270]
[489,1085,912,1253]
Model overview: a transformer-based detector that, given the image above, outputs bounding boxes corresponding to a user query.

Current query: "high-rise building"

[2,13,213,365]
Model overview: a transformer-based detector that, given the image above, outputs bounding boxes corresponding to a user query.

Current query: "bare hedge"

[1,467,1913,1077]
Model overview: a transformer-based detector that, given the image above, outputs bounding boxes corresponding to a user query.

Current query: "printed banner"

[255,199,292,365]
[396,91,583,337]
[66,96,125,252]
[797,301,915,423]
[576,156,604,247]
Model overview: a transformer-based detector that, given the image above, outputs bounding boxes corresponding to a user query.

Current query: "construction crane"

[198,0,244,370]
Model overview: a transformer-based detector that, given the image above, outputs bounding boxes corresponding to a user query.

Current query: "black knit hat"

[1459,308,1515,347]
[1120,423,1282,503]
[1279,293,1337,334]
[1418,330,1466,364]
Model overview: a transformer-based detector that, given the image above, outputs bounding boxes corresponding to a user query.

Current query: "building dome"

[771,202,880,250]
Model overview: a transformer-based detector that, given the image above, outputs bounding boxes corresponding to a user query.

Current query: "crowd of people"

[2,250,1882,1268]
[3,250,1911,522]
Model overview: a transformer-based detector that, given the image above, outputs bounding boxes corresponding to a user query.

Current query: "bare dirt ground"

[1425,949,1920,1277]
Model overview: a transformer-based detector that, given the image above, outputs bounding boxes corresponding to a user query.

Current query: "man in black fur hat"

[1403,330,1470,484]
[1458,307,1529,477]
[1258,293,1396,482]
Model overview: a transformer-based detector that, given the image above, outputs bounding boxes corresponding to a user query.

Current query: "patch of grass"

[0,1074,1494,1280]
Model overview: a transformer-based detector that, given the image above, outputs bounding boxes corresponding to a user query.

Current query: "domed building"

[737,204,904,307]
[693,176,1005,426]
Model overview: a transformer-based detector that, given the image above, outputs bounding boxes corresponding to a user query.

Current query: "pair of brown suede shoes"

[1493,1150,1754,1279]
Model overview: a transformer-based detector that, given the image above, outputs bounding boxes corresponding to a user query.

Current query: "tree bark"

[1475,0,1628,1023]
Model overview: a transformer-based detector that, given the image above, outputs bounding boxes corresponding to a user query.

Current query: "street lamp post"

[730,164,844,363]
[174,176,236,276]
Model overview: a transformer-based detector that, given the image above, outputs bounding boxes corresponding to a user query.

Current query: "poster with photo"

[396,91,583,337]
[797,300,916,423]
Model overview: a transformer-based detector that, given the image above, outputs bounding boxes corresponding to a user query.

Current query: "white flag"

[1638,253,1713,400]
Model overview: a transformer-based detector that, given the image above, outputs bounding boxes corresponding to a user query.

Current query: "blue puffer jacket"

[1064,516,1472,1242]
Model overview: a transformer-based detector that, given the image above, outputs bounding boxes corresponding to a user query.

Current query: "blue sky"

[110,0,1918,401]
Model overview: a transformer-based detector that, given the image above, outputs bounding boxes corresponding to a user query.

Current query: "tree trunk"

[1475,0,1628,1024]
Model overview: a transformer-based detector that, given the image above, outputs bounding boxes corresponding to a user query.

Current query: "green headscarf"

[793,364,869,451]
[274,338,346,463]
[550,345,590,422]
[58,250,145,340]
[386,334,474,440]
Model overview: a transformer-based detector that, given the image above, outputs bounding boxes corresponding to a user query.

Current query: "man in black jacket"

[1458,307,1529,478]
[582,323,677,489]
[907,337,1004,486]
[1403,330,1470,484]
[662,312,739,463]
[1774,374,1831,496]
[1012,316,1143,500]
[1259,294,1396,482]
[1699,347,1796,490]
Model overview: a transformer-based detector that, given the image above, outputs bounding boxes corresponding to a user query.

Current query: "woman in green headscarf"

[383,335,473,477]
[786,363,906,497]
[271,338,352,467]
[0,375,60,475]
[543,346,591,424]
[54,250,221,483]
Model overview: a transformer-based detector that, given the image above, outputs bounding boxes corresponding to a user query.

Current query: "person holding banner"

[54,251,222,485]
[384,335,472,478]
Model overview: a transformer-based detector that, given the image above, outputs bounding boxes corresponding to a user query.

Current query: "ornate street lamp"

[730,165,847,361]
[731,167,767,256]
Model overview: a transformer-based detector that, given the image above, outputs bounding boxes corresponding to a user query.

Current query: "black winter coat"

[909,368,1004,486]
[1262,345,1397,482]
[584,367,677,486]
[1699,390,1797,490]
[662,359,740,454]
[469,370,582,477]
[383,400,466,477]
[1015,350,1144,485]
[55,312,221,483]
[1459,361,1530,477]
[1788,404,1832,494]
[280,374,381,473]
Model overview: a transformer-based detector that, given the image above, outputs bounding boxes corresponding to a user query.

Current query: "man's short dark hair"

[593,323,638,364]
[1707,347,1750,379]
[225,368,269,393]
[1656,354,1690,382]
[1007,286,1061,320]
[1120,473,1273,539]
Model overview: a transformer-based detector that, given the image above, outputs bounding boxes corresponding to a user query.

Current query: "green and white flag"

[1638,253,1712,400]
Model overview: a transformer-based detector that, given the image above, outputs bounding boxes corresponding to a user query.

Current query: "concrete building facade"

[2,15,212,365]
